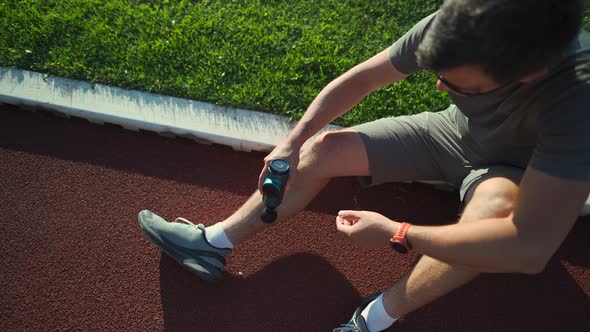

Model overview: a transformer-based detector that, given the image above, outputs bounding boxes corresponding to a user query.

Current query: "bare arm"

[285,48,408,149]
[407,168,590,273]
[337,168,590,274]
[258,48,408,191]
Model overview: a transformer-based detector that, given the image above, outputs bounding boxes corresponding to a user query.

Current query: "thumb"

[336,216,353,235]
[338,210,363,218]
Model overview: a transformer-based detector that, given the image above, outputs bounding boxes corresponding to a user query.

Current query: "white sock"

[360,294,398,332]
[204,223,234,249]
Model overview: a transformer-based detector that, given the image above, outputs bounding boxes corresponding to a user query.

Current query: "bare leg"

[381,176,519,318]
[221,129,370,245]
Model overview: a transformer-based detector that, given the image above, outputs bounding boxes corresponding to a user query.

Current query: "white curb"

[0,67,342,153]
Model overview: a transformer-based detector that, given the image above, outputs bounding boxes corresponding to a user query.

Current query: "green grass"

[1,1,589,127]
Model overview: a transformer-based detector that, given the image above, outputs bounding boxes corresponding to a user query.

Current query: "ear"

[519,69,547,83]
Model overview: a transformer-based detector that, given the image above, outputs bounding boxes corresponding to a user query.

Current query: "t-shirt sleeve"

[389,11,438,75]
[529,83,590,180]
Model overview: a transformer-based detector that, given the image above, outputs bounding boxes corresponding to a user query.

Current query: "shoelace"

[175,217,196,227]
[332,324,361,332]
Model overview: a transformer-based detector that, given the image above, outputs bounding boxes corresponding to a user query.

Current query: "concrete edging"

[0,67,342,153]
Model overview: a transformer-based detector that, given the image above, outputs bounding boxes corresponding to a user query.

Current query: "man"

[138,0,590,331]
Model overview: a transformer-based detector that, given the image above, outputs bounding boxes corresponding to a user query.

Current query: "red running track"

[1,105,589,331]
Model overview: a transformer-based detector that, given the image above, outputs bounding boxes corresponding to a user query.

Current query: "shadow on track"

[159,252,362,331]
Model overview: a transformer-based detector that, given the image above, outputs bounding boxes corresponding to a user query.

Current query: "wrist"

[280,134,303,152]
[390,222,412,254]
[385,221,399,241]
[286,121,317,148]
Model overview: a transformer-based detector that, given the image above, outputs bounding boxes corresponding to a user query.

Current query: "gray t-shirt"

[389,12,590,181]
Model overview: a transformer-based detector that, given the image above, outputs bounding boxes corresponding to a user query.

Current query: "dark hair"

[416,0,583,83]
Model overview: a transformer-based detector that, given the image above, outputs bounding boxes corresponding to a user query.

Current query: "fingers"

[336,210,364,235]
[336,216,352,235]
[258,168,265,193]
[257,159,271,193]
[338,210,363,219]
[257,173,265,194]
[336,214,363,236]
[337,211,362,227]
[336,215,352,226]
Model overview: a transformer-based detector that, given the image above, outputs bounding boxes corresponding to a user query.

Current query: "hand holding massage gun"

[260,159,290,223]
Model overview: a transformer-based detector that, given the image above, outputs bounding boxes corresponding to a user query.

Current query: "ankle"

[205,223,234,249]
[222,212,272,245]
[361,293,398,332]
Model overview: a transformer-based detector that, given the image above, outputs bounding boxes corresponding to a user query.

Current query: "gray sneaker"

[137,209,231,282]
[333,292,383,332]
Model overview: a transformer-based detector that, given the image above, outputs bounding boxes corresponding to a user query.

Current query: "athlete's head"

[416,0,583,94]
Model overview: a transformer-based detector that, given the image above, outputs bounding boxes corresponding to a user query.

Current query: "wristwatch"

[390,222,412,254]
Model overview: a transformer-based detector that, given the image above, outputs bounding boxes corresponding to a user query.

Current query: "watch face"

[391,242,409,254]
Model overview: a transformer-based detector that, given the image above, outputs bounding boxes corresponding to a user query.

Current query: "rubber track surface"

[1,105,589,331]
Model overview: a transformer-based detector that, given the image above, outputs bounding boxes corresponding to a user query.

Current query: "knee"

[468,177,518,219]
[310,130,342,154]
[301,130,345,164]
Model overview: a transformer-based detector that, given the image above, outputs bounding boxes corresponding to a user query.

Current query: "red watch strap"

[395,222,411,240]
[391,222,412,253]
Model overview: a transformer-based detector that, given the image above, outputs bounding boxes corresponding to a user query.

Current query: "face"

[436,65,504,95]
[436,66,548,95]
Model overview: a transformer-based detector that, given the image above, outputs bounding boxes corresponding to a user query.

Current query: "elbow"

[513,245,550,275]
[516,260,547,275]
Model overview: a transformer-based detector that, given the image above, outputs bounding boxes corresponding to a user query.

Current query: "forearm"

[407,217,541,274]
[284,72,375,148]
[284,48,405,149]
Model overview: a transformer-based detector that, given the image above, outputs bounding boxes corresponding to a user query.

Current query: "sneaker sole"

[137,215,223,282]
